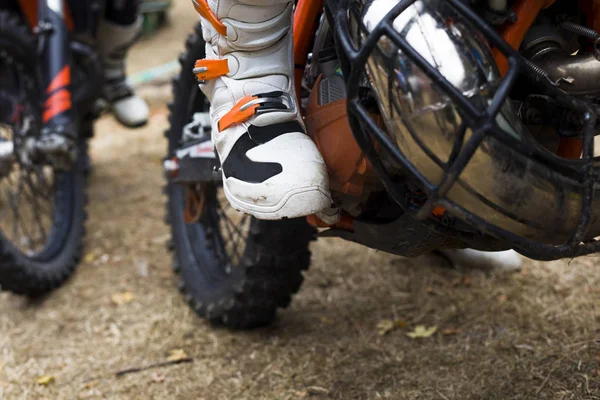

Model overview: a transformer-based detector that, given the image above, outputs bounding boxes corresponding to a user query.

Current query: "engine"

[314,0,600,259]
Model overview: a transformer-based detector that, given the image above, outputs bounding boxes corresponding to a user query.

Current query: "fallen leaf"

[377,320,394,335]
[307,386,329,395]
[82,380,99,390]
[462,275,473,287]
[320,316,333,325]
[452,275,474,287]
[442,328,461,336]
[151,372,166,383]
[137,258,149,277]
[111,292,135,305]
[426,286,436,294]
[513,344,534,351]
[294,390,308,398]
[152,233,171,245]
[83,252,95,264]
[406,325,437,339]
[167,349,189,362]
[36,375,55,386]
[376,319,407,335]
[497,294,508,305]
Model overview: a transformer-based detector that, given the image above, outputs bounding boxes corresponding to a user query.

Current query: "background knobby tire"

[164,23,316,329]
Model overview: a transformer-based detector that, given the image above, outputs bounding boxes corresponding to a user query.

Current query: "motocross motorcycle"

[165,0,600,328]
[0,0,103,295]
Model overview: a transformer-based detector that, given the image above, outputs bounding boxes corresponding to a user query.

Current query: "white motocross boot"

[193,0,332,219]
[97,18,149,128]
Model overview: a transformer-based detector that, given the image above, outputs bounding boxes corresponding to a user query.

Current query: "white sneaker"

[438,248,523,272]
[111,94,149,128]
[193,0,331,219]
[97,18,149,128]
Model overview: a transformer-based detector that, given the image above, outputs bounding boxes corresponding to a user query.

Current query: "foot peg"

[163,112,220,184]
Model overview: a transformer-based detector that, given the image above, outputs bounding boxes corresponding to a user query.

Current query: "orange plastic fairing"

[494,0,555,75]
[305,76,376,197]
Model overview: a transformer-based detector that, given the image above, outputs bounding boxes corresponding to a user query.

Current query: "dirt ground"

[2,2,600,399]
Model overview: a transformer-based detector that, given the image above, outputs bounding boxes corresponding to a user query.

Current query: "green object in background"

[140,0,172,35]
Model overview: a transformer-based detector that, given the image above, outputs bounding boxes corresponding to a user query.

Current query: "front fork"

[36,0,77,166]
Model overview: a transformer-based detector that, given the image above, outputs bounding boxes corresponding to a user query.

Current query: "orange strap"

[192,0,227,36]
[194,59,230,81]
[218,95,259,132]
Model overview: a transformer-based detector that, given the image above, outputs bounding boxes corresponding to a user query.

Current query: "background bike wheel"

[165,23,315,329]
[0,12,87,296]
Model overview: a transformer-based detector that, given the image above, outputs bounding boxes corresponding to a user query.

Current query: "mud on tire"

[164,23,315,329]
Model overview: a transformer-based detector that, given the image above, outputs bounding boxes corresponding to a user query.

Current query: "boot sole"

[222,179,332,220]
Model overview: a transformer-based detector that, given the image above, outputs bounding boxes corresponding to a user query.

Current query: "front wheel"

[0,12,87,296]
[165,23,315,329]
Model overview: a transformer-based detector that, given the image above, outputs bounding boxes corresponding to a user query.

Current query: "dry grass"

[0,100,599,400]
[2,4,600,399]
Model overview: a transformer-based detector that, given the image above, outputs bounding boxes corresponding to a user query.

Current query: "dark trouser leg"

[105,0,140,25]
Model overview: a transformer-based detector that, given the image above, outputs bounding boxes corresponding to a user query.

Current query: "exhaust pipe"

[353,0,600,245]
[535,53,600,96]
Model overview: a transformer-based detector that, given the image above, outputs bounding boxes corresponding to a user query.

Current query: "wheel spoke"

[23,172,48,246]
[13,170,36,248]
[213,191,251,265]
[221,207,246,260]
[0,61,56,256]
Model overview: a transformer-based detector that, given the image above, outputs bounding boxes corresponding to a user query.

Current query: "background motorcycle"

[0,0,103,295]
[165,0,600,328]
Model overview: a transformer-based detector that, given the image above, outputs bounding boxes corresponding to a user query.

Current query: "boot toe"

[221,132,332,219]
[113,95,149,128]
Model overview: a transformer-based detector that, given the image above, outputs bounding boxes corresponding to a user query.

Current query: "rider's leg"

[97,0,149,128]
[194,0,331,219]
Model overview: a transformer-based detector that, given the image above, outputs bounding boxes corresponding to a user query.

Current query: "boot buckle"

[192,0,227,36]
[193,59,230,83]
[218,92,297,132]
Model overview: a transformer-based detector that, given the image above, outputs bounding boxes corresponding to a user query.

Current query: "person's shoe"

[97,18,149,128]
[193,0,331,220]
[438,248,523,272]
